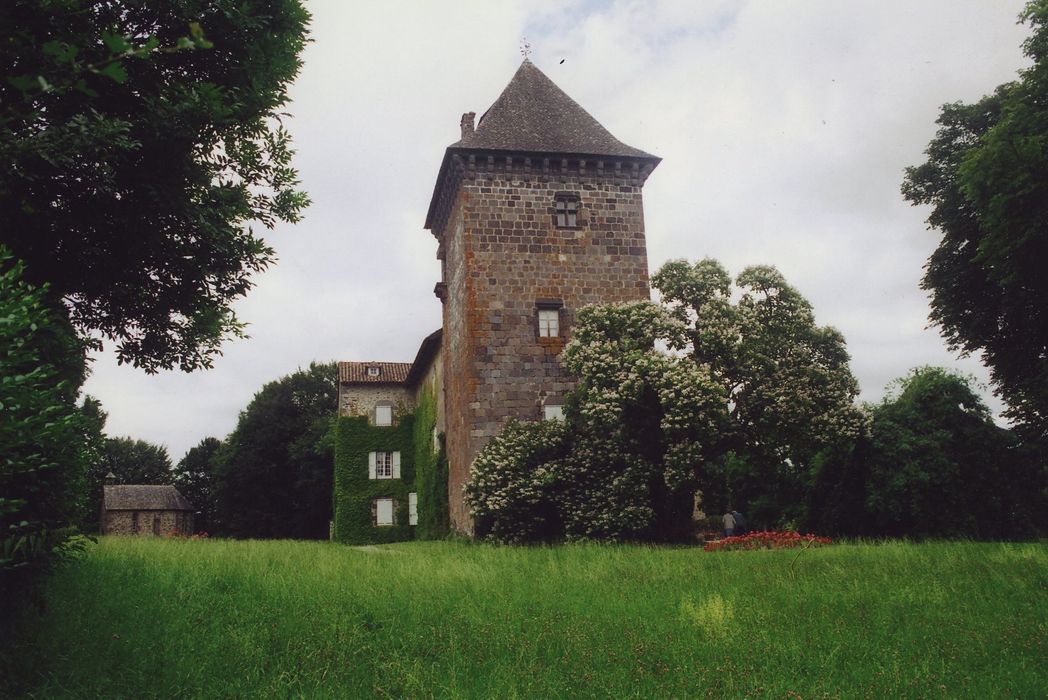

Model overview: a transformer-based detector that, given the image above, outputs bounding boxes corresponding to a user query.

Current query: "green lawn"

[2,538,1045,698]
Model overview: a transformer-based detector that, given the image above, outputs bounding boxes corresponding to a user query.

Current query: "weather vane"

[520,37,531,60]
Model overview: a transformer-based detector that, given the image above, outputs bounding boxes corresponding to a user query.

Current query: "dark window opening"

[555,196,579,227]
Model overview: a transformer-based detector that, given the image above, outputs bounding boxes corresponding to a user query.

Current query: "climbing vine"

[332,415,415,545]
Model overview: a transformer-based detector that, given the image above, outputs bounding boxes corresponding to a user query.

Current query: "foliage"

[804,436,874,537]
[809,367,1046,538]
[0,250,91,548]
[703,530,832,552]
[332,416,415,545]
[213,363,335,539]
[172,437,222,534]
[902,1,1048,438]
[465,420,569,543]
[865,367,1044,538]
[412,383,449,540]
[2,539,1046,697]
[466,259,862,542]
[0,247,98,624]
[0,0,311,372]
[102,438,174,485]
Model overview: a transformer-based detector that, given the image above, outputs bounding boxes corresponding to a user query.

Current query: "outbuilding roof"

[338,361,412,384]
[103,485,192,512]
[451,59,658,159]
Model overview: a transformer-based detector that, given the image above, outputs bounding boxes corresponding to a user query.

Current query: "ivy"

[332,415,415,545]
[412,383,449,540]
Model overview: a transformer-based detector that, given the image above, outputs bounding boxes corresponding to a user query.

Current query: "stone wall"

[436,157,654,532]
[338,383,415,424]
[103,510,192,536]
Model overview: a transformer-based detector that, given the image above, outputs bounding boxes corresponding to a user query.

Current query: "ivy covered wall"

[332,415,416,545]
[413,383,449,539]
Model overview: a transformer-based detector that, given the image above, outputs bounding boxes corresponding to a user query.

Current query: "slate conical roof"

[451,59,658,160]
[426,60,659,230]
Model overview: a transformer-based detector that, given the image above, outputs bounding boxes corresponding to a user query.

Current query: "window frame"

[554,193,580,228]
[373,498,395,527]
[375,451,393,479]
[369,451,401,480]
[374,402,393,427]
[535,299,564,340]
[538,309,559,338]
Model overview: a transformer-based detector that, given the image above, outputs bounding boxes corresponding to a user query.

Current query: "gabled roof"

[338,361,412,384]
[451,60,657,159]
[103,485,192,511]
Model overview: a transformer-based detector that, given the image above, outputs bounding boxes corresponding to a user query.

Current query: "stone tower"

[425,60,660,532]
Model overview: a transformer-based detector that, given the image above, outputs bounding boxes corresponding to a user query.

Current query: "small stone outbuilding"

[101,485,194,536]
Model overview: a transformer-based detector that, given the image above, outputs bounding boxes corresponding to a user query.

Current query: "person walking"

[731,509,747,536]
[722,510,736,538]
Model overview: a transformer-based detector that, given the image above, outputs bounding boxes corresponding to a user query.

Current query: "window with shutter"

[375,403,393,426]
[374,498,395,526]
[408,492,418,526]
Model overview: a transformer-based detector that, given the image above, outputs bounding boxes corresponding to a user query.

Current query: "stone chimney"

[460,111,476,138]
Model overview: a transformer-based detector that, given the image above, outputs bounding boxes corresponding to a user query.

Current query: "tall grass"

[2,538,1045,698]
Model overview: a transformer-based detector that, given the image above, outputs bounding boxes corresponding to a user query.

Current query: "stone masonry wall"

[438,158,653,532]
[104,510,192,536]
[338,384,415,424]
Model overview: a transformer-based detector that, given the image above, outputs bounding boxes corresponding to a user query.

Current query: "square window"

[408,492,418,526]
[374,498,394,526]
[375,404,392,426]
[543,405,564,421]
[555,197,578,227]
[367,366,381,377]
[538,309,559,337]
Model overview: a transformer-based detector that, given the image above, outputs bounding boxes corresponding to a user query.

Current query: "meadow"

[1,538,1045,698]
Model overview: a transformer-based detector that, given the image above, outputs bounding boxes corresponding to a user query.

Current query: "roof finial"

[520,37,531,61]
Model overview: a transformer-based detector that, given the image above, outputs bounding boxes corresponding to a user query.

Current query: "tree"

[466,259,864,542]
[213,363,335,539]
[0,247,95,579]
[0,0,311,372]
[172,437,222,534]
[101,438,174,484]
[812,367,1045,538]
[902,1,1048,439]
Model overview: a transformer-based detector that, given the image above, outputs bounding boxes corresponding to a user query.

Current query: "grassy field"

[1,538,1045,698]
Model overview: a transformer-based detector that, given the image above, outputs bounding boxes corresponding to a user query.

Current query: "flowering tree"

[465,259,864,542]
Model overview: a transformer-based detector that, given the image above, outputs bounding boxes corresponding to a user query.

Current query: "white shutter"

[376,498,394,526]
[392,451,401,479]
[368,452,377,479]
[408,492,418,526]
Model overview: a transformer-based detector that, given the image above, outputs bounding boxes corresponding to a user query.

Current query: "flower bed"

[704,530,831,552]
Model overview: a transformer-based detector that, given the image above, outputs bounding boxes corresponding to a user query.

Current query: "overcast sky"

[83,0,1033,462]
